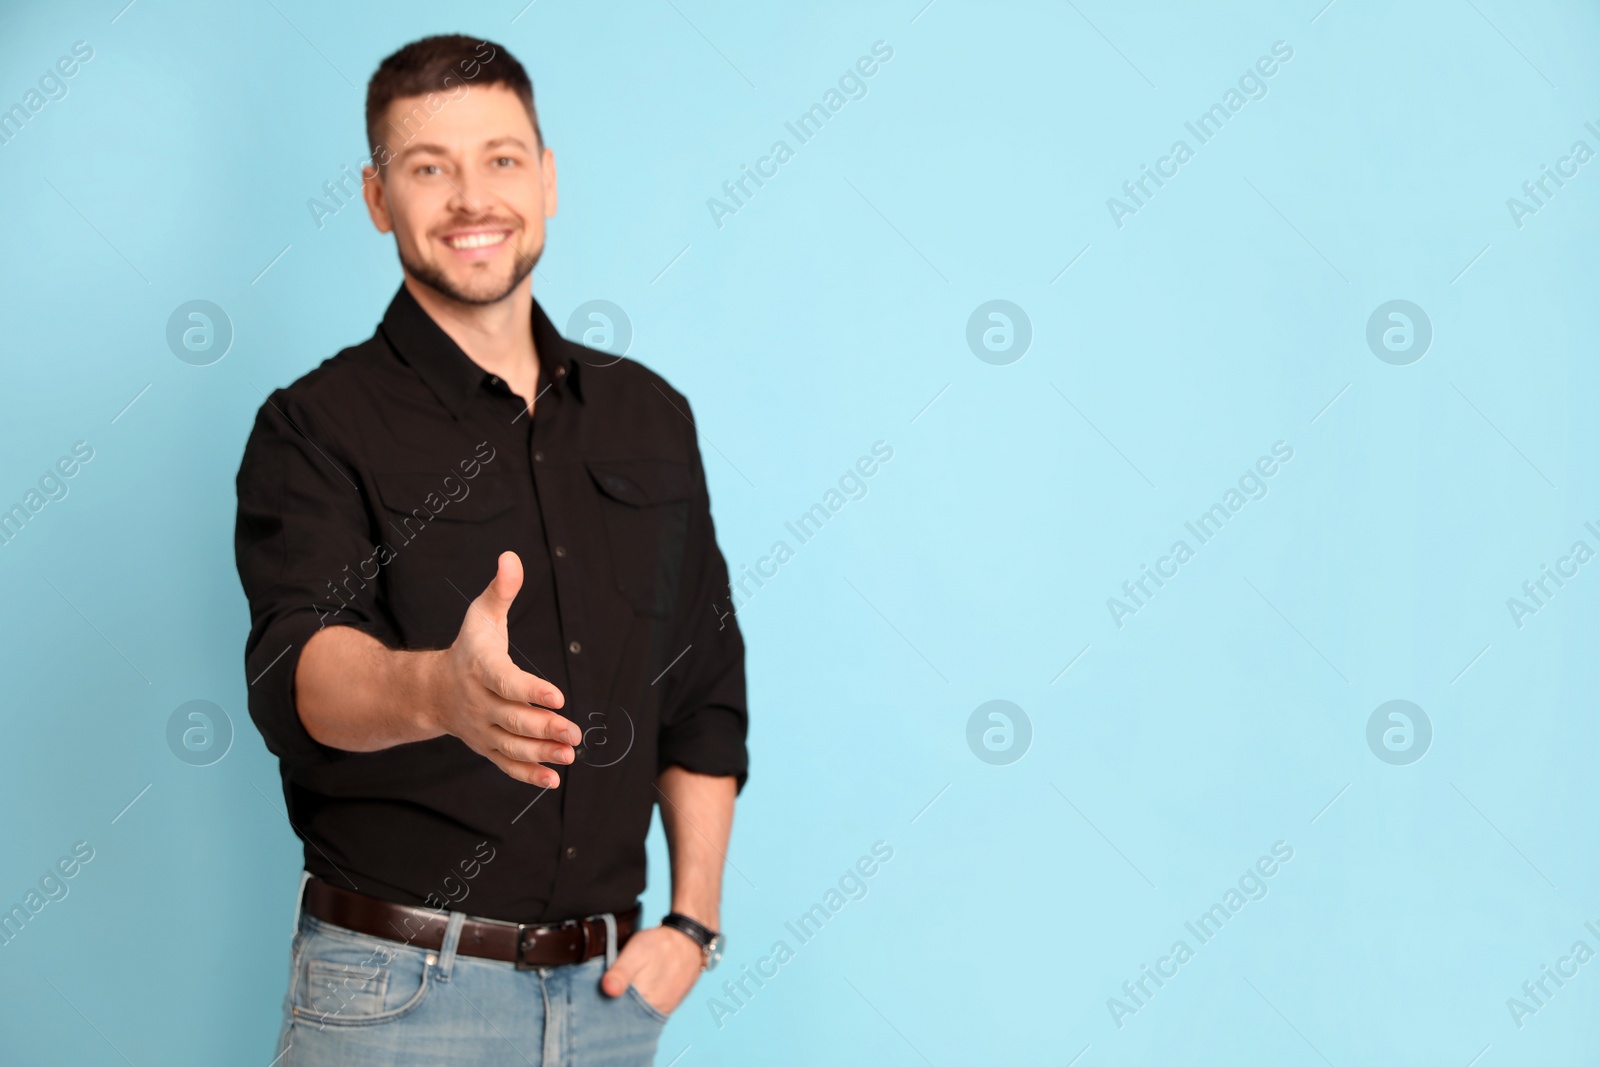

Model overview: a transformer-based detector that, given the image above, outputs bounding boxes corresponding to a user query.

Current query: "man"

[234,34,747,1066]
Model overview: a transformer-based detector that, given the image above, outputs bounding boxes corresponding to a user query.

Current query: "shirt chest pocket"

[370,469,519,634]
[586,459,694,617]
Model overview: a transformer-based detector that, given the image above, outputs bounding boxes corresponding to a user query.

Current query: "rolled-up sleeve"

[234,389,393,769]
[655,394,750,793]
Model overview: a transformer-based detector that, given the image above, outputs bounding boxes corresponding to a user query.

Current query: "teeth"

[447,232,507,249]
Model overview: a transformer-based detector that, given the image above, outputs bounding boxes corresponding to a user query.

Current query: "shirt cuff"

[245,608,392,769]
[656,705,749,794]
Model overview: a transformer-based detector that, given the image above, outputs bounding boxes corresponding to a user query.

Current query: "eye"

[414,163,441,177]
[492,156,517,168]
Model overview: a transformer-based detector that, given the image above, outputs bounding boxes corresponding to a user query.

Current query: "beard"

[399,231,541,307]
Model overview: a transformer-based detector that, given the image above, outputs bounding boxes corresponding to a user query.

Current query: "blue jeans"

[272,874,668,1066]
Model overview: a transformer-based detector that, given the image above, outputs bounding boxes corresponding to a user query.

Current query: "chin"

[400,235,540,306]
[456,274,520,301]
[415,264,525,306]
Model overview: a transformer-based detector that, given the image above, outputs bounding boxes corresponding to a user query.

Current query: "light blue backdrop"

[2,0,1597,1063]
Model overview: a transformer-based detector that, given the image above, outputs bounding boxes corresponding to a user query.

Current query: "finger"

[493,702,581,746]
[479,657,567,713]
[487,724,575,766]
[472,551,523,627]
[600,955,637,997]
[484,749,563,790]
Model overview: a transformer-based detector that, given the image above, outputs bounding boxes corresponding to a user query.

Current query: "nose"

[446,167,487,215]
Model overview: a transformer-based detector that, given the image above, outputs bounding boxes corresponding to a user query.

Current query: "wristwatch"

[660,912,723,971]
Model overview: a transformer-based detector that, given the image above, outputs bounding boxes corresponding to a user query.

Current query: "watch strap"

[660,911,717,949]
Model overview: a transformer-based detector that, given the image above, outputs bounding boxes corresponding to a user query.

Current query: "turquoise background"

[2,0,1598,1063]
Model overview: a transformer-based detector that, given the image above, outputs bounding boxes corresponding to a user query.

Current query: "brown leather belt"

[301,875,640,968]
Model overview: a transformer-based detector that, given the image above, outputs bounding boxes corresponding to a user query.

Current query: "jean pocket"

[291,923,433,1029]
[624,982,670,1025]
[305,959,389,1017]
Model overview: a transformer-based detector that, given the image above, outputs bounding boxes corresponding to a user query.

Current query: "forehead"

[383,83,535,152]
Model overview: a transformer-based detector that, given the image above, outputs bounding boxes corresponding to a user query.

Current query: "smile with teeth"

[445,231,509,249]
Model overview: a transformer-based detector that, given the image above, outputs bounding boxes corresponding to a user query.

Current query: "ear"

[541,145,558,218]
[363,163,393,234]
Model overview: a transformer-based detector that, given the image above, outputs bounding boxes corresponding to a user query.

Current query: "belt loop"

[436,911,467,983]
[599,912,618,970]
[290,870,311,936]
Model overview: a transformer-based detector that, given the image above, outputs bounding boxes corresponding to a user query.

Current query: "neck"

[403,275,539,390]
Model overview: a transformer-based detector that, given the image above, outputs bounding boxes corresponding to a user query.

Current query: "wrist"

[660,922,704,954]
[403,648,450,741]
[668,903,719,932]
[660,911,723,971]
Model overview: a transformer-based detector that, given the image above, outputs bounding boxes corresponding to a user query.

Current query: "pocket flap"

[586,459,694,506]
[372,470,514,522]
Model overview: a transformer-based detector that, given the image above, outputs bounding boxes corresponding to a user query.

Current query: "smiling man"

[234,34,747,1067]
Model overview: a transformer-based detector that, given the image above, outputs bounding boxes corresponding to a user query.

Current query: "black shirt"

[233,282,748,923]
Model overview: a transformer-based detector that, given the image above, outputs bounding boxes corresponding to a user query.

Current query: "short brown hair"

[365,34,543,172]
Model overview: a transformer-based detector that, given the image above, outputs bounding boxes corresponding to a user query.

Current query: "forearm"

[656,765,736,928]
[295,624,447,752]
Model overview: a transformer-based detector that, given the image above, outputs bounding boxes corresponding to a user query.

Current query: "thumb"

[600,955,636,998]
[474,551,523,628]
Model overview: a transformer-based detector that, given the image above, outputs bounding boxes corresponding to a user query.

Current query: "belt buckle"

[514,918,587,969]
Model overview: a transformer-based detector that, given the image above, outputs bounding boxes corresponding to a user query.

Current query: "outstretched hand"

[429,551,578,788]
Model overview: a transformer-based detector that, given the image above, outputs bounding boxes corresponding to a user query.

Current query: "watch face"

[705,934,724,971]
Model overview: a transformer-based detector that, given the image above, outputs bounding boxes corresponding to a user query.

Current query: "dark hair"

[364,34,543,172]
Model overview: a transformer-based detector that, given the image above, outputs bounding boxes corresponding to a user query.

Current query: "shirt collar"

[379,282,585,418]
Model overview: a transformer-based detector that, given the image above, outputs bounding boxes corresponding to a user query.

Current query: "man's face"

[363,84,556,306]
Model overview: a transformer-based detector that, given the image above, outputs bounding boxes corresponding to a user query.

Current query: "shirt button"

[564,846,577,859]
[568,640,582,655]
[555,365,567,379]
[554,545,567,558]
[533,450,544,463]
